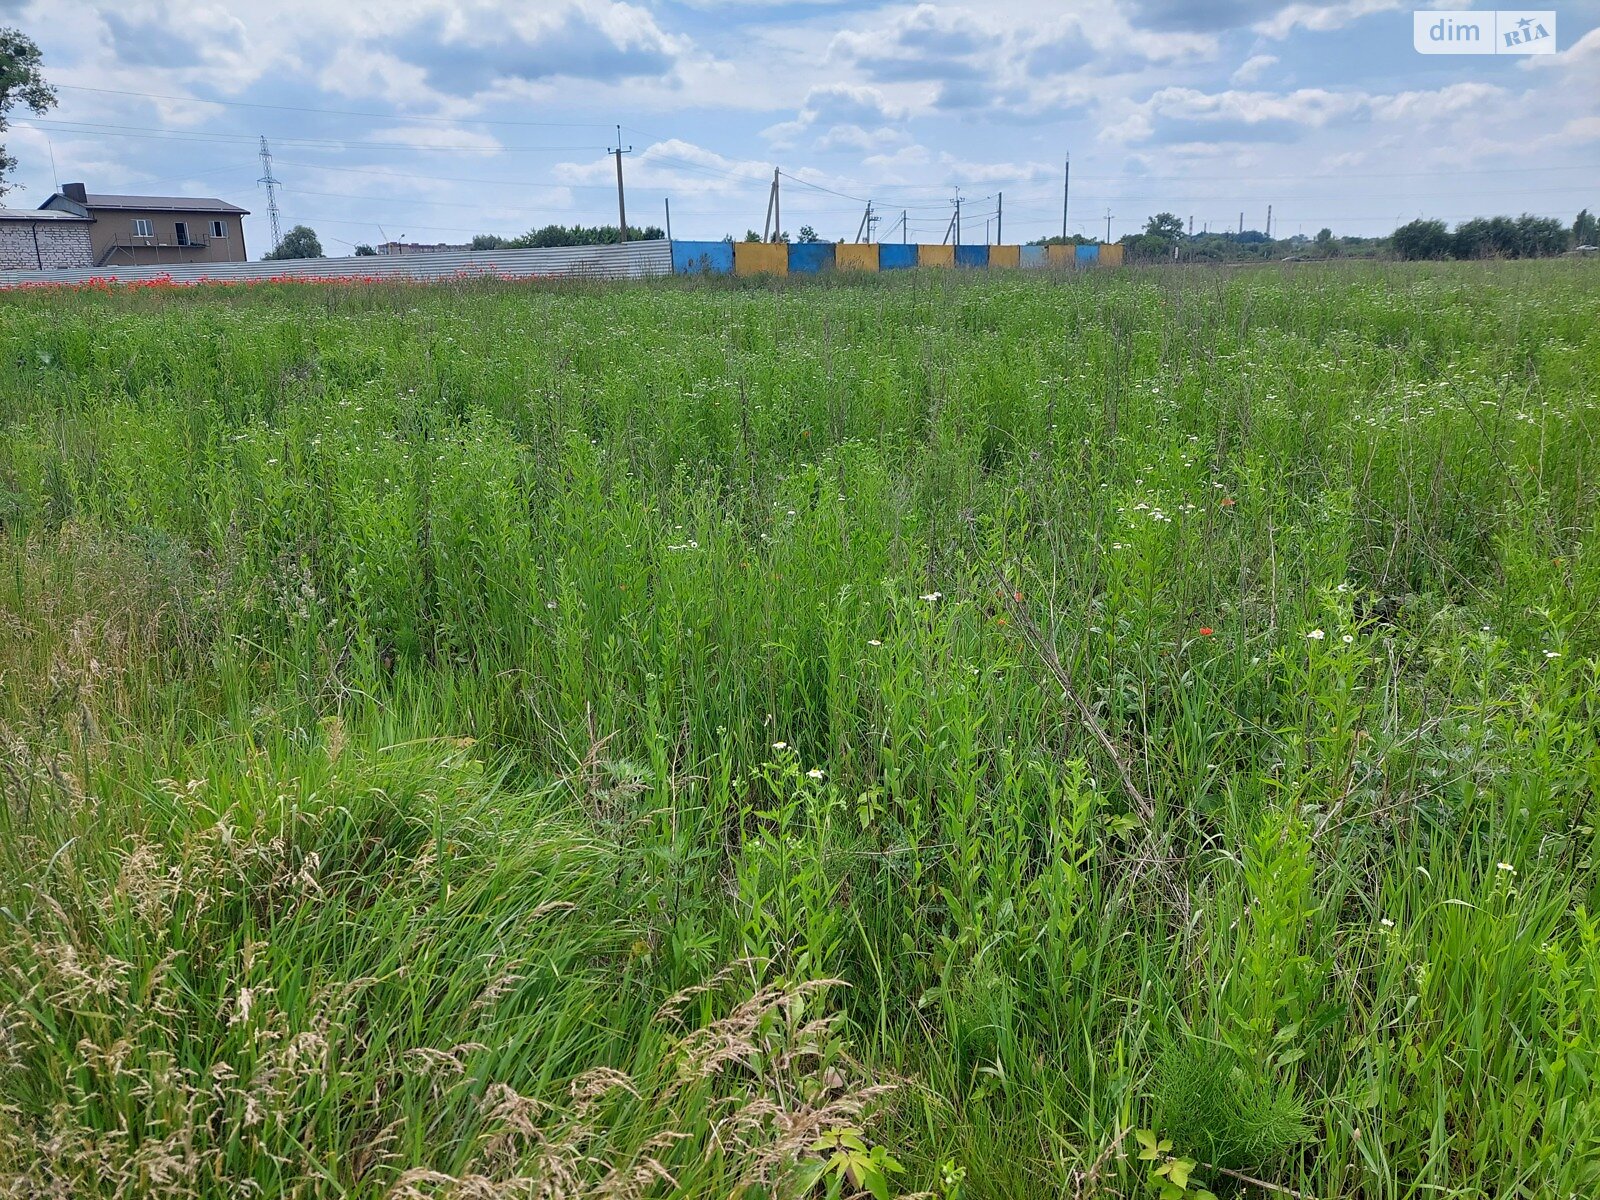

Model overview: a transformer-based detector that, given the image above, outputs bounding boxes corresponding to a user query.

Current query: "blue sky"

[5,1,1597,254]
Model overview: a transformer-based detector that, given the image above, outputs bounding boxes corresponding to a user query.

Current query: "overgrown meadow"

[1,263,1596,1199]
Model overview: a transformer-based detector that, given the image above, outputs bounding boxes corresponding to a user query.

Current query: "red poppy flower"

[1199,627,1214,636]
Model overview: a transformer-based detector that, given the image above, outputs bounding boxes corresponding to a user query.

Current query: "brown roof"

[59,193,250,215]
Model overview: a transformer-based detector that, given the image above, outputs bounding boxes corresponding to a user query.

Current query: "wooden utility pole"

[1104,209,1113,244]
[997,192,1003,244]
[664,198,672,241]
[610,126,632,242]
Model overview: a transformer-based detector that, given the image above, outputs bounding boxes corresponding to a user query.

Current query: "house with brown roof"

[40,183,250,267]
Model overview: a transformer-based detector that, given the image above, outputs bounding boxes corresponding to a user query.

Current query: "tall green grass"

[1,261,1597,1198]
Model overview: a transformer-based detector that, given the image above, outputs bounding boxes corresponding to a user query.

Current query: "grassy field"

[1,262,1597,1199]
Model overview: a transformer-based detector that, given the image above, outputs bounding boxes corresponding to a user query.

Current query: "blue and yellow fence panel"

[788,242,835,274]
[671,241,733,275]
[668,240,1120,277]
[879,244,917,270]
[837,244,879,271]
[734,242,788,276]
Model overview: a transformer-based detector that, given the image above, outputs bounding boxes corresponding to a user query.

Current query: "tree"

[1575,209,1598,248]
[1514,213,1567,257]
[353,244,376,256]
[264,225,324,260]
[1314,227,1337,256]
[743,230,763,242]
[1119,212,1186,262]
[506,223,663,248]
[1144,212,1185,242]
[0,28,56,198]
[471,234,507,250]
[797,225,820,243]
[1391,218,1451,260]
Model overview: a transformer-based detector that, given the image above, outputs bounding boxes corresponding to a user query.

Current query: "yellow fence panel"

[1046,244,1075,268]
[1098,243,1124,267]
[917,244,954,268]
[733,242,788,276]
[836,244,879,271]
[989,245,1020,269]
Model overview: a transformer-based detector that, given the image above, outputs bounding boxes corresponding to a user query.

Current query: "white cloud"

[553,138,772,198]
[1255,0,1404,39]
[1522,25,1600,71]
[1232,54,1278,84]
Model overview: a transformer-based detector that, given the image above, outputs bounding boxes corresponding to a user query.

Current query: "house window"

[132,218,153,239]
[210,219,226,239]
[174,221,191,246]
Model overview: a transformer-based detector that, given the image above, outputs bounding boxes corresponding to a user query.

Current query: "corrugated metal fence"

[0,240,673,287]
[0,238,1127,289]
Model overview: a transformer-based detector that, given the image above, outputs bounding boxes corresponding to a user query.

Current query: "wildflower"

[772,741,788,751]
[1380,918,1395,928]
[1307,629,1326,640]
[806,768,825,780]
[994,616,1008,626]
[545,600,557,610]
[1342,634,1354,644]
[867,639,882,646]
[1544,650,1561,659]
[1013,590,1024,603]
[920,592,942,602]
[1220,497,1236,507]
[1497,862,1516,874]
[1198,627,1214,637]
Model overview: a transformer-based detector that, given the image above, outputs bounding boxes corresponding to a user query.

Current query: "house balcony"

[96,237,216,266]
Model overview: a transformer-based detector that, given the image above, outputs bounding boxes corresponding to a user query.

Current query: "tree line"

[1391,212,1593,260]
[1114,209,1595,264]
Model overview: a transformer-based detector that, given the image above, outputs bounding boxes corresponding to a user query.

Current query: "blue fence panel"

[1020,245,1048,269]
[788,242,836,274]
[671,240,734,275]
[878,243,918,270]
[1075,243,1100,266]
[954,244,989,268]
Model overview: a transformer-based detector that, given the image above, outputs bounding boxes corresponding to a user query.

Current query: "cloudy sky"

[4,1,1597,254]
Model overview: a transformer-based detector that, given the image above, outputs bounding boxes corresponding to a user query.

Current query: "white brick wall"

[0,222,93,270]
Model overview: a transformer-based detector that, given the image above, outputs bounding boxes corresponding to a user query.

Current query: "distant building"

[39,183,250,267]
[0,208,93,269]
[376,241,472,256]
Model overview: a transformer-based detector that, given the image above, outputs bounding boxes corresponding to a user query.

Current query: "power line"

[51,83,612,128]
[19,117,599,154]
